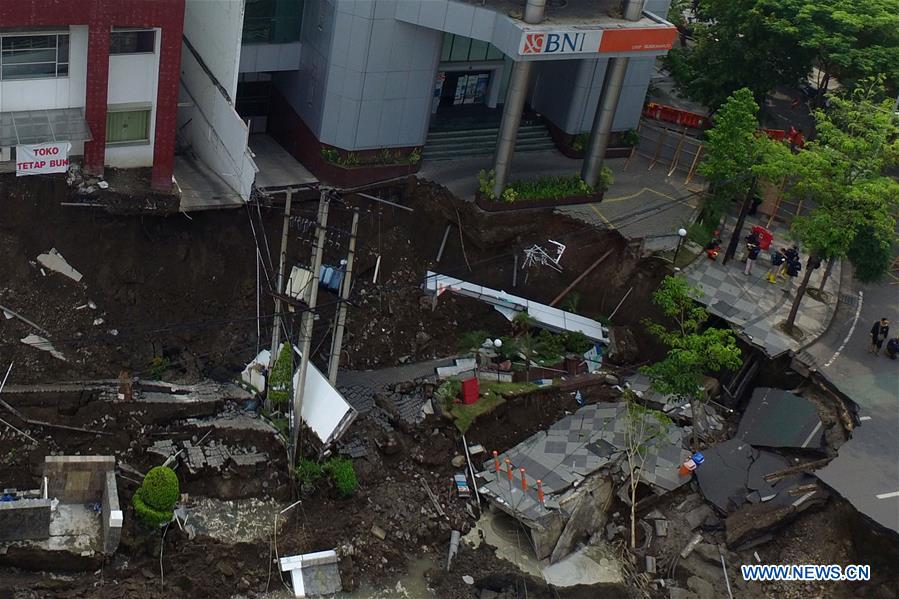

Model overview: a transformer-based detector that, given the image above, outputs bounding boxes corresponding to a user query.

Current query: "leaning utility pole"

[328,208,359,385]
[267,189,293,410]
[290,188,330,461]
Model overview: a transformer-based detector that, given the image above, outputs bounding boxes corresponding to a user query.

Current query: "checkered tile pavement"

[682,218,840,357]
[476,402,691,522]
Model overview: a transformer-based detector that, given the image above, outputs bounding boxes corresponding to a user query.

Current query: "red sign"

[599,27,677,53]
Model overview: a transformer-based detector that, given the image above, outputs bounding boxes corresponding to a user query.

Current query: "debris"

[654,519,669,537]
[687,576,715,599]
[424,271,610,344]
[20,334,66,361]
[680,533,703,559]
[370,524,387,540]
[0,303,51,336]
[646,555,657,574]
[446,529,460,570]
[454,473,471,499]
[462,575,475,585]
[36,248,83,283]
[97,180,109,190]
[279,550,342,597]
[422,479,447,516]
[685,504,714,530]
[737,388,824,450]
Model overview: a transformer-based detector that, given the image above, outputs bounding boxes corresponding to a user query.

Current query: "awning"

[0,108,92,147]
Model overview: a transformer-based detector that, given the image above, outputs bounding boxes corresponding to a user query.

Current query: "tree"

[666,0,899,112]
[757,0,899,94]
[696,88,791,256]
[664,0,813,111]
[622,392,674,549]
[641,276,742,446]
[782,81,899,331]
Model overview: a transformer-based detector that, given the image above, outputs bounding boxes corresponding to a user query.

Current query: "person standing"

[744,231,761,275]
[886,337,899,360]
[870,318,890,355]
[783,254,801,293]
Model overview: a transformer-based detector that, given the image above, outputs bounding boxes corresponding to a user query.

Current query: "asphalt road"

[804,267,899,534]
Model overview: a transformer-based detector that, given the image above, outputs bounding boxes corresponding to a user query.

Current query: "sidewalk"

[681,216,840,358]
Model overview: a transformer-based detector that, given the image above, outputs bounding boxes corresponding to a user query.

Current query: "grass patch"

[448,380,540,433]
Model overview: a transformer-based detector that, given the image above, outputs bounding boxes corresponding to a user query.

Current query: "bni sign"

[519,31,603,56]
[519,27,677,56]
[16,142,71,177]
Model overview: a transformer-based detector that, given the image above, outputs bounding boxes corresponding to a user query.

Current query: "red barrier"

[643,102,710,129]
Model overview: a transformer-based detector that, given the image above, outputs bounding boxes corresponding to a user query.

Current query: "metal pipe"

[492,60,534,197]
[581,0,646,187]
[491,0,546,197]
[524,0,547,24]
[581,57,630,187]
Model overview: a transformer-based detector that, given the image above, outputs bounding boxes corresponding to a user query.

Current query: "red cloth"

[751,226,773,250]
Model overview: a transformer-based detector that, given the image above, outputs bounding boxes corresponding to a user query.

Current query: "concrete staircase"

[423,122,556,161]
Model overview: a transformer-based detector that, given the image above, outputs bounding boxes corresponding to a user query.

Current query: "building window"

[106,108,150,144]
[110,30,156,54]
[0,33,69,81]
[440,33,504,64]
[242,0,304,44]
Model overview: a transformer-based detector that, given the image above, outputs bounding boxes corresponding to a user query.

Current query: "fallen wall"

[101,471,123,554]
[44,455,115,503]
[0,499,51,542]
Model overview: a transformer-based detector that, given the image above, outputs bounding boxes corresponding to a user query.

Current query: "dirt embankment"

[1,174,669,385]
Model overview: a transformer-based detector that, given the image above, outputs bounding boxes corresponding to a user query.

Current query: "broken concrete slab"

[36,248,83,283]
[737,388,824,450]
[685,504,714,530]
[280,549,342,597]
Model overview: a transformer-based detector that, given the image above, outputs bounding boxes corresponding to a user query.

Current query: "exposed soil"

[0,174,669,385]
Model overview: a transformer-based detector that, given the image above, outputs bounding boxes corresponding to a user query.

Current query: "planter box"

[475,190,603,212]
[316,160,419,188]
[557,145,633,160]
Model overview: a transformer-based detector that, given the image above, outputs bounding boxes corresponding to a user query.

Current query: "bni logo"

[522,33,545,54]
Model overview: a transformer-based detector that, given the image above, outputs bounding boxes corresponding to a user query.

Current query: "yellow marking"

[588,203,614,229]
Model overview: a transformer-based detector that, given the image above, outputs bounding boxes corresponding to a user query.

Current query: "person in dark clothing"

[744,239,761,275]
[886,337,899,360]
[870,318,890,355]
[705,230,722,260]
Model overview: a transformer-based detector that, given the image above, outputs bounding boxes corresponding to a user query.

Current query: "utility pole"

[290,188,330,461]
[328,208,359,385]
[267,188,293,410]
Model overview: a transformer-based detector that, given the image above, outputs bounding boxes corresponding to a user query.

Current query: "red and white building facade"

[0,0,184,189]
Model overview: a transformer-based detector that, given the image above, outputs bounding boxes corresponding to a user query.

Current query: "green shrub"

[559,291,581,314]
[296,459,324,488]
[621,128,640,147]
[571,133,589,153]
[435,379,462,410]
[458,330,490,353]
[268,345,293,406]
[321,148,341,163]
[324,457,357,498]
[408,148,422,164]
[535,330,566,364]
[132,466,179,527]
[560,330,593,354]
[478,169,496,199]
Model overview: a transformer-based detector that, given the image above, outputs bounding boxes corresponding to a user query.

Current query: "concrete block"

[469,8,497,41]
[444,1,475,38]
[418,0,448,31]
[109,510,124,528]
[0,499,51,542]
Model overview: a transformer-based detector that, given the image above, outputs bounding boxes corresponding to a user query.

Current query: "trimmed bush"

[132,466,179,527]
[324,457,357,498]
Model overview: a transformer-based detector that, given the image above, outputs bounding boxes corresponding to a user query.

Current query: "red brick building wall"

[0,0,185,190]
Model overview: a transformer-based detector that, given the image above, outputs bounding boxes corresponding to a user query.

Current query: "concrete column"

[492,61,534,197]
[580,0,646,188]
[152,19,185,191]
[83,21,111,177]
[491,0,546,197]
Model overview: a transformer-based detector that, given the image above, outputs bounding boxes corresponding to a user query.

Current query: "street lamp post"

[674,227,688,268]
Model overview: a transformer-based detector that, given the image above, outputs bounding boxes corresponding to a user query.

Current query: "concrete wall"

[239,42,302,73]
[101,470,122,554]
[0,26,88,113]
[0,499,51,542]
[275,0,441,150]
[104,29,161,168]
[178,42,257,200]
[183,0,245,99]
[44,455,115,504]
[532,54,657,135]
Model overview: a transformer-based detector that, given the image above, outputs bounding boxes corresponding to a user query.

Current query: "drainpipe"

[581,0,645,188]
[492,0,546,198]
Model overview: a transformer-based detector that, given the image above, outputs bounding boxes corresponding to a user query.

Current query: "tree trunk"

[723,181,756,264]
[630,479,638,549]
[785,254,817,332]
[817,257,835,292]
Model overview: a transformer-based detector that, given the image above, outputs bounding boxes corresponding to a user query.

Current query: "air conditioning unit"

[0,147,11,162]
